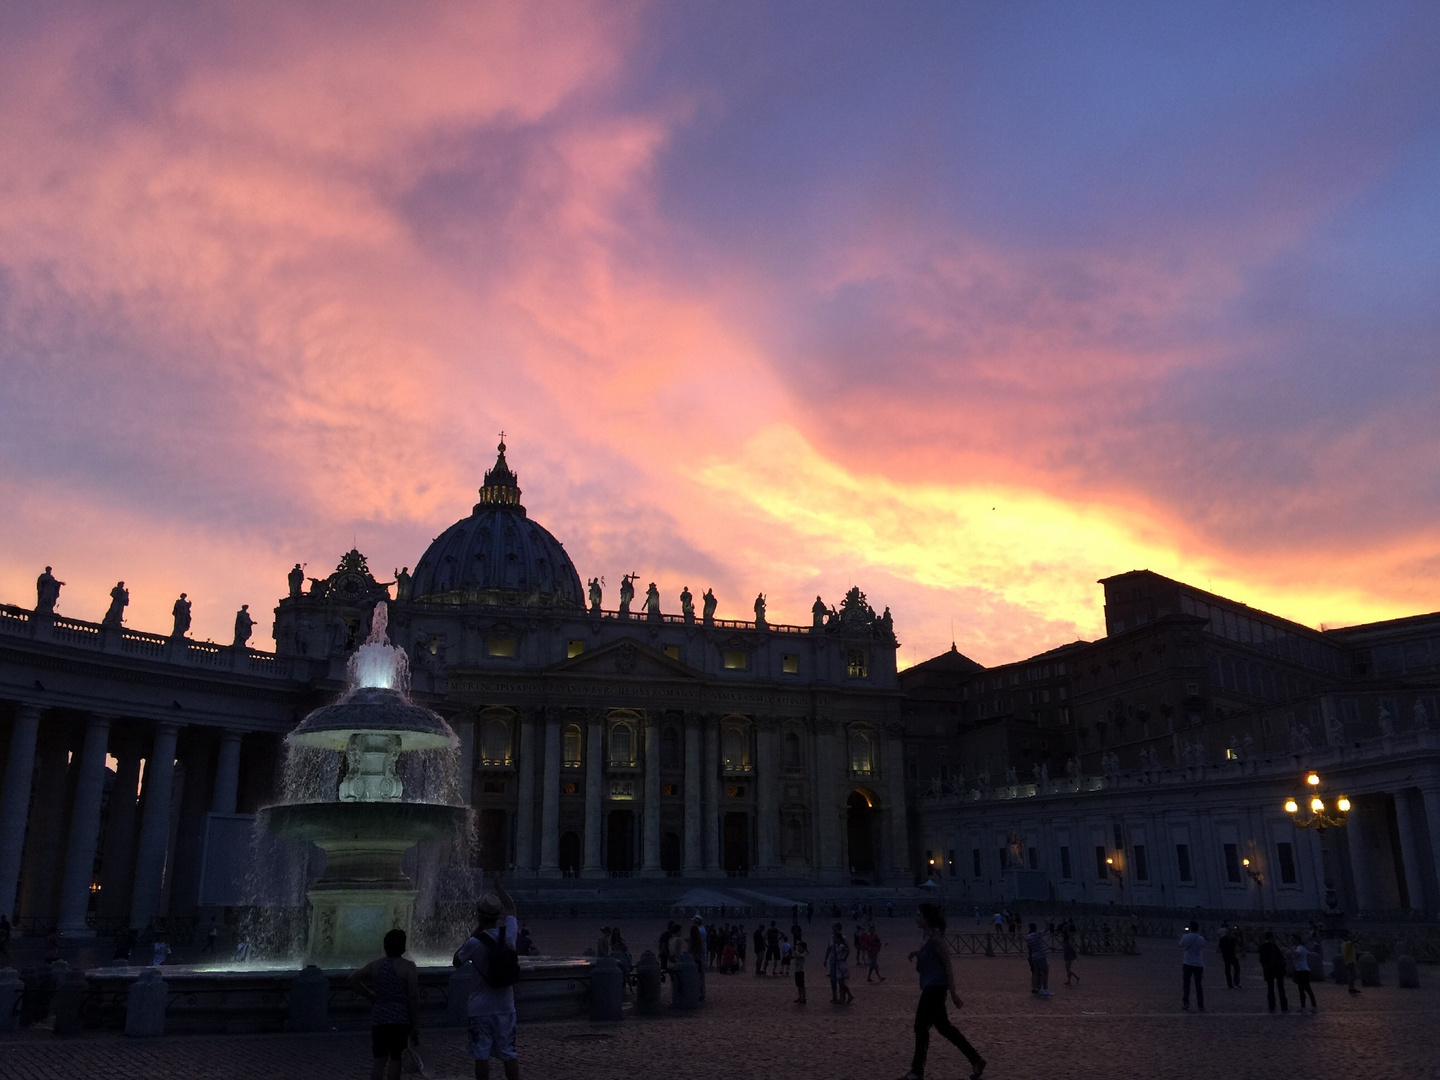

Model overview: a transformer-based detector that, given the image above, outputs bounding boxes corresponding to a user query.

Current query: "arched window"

[562,724,582,768]
[783,731,802,769]
[722,723,750,772]
[480,718,511,766]
[849,729,873,776]
[609,723,634,767]
[661,727,681,770]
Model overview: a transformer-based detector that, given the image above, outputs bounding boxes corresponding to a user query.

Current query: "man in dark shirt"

[1218,924,1241,988]
[765,921,782,975]
[1256,931,1289,1013]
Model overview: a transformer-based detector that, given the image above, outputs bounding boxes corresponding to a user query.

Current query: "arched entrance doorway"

[723,812,750,874]
[607,809,635,873]
[847,789,879,882]
[661,832,682,875]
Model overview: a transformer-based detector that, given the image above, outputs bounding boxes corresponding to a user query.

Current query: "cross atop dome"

[475,435,523,510]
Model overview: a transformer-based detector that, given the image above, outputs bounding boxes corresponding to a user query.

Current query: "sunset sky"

[2,2,1438,666]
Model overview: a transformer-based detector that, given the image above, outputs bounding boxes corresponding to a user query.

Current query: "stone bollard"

[125,968,168,1037]
[1397,955,1419,989]
[447,962,477,1027]
[288,965,330,1032]
[1358,952,1381,987]
[589,956,623,1023]
[52,965,87,1036]
[0,969,22,1034]
[633,951,662,1016]
[670,952,700,1010]
[1330,956,1347,984]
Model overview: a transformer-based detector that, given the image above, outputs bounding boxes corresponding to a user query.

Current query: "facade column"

[813,721,843,883]
[454,719,476,806]
[754,718,778,873]
[1392,789,1426,912]
[99,746,142,922]
[0,703,41,918]
[641,715,662,876]
[129,722,180,930]
[211,730,243,815]
[513,713,536,873]
[537,711,561,878]
[884,727,911,884]
[57,715,112,936]
[18,737,70,921]
[1344,801,1375,912]
[702,715,720,873]
[582,712,605,878]
[1419,786,1440,917]
[683,714,702,871]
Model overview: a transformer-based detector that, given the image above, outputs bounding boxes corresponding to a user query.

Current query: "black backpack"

[477,931,521,988]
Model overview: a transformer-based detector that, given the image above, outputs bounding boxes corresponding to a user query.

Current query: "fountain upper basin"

[287,685,456,752]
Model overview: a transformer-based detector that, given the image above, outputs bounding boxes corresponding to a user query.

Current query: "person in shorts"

[351,928,421,1080]
[454,883,521,1080]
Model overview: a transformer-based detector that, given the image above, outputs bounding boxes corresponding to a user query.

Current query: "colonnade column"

[99,747,142,921]
[513,713,536,873]
[1344,801,1374,911]
[57,715,112,936]
[683,714,701,872]
[211,730,243,815]
[883,727,911,883]
[538,711,561,878]
[641,716,662,876]
[130,722,180,929]
[582,711,604,878]
[1392,789,1426,912]
[754,718,777,873]
[1420,786,1440,916]
[0,703,42,917]
[702,715,720,873]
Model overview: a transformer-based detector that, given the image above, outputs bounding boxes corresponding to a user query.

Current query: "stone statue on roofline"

[588,577,602,614]
[288,563,305,599]
[171,593,191,638]
[233,604,254,648]
[645,582,661,621]
[754,593,767,628]
[812,596,826,630]
[35,567,65,614]
[102,582,129,627]
[618,574,636,618]
[680,586,694,623]
[702,588,717,625]
[393,566,411,601]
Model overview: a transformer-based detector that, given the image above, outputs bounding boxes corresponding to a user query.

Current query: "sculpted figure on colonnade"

[288,562,305,599]
[702,588,717,624]
[233,604,254,648]
[35,566,65,613]
[588,577,602,614]
[619,573,636,618]
[754,592,767,627]
[171,593,192,638]
[102,581,129,627]
[680,585,694,623]
[812,595,826,629]
[645,582,661,621]
[393,566,412,601]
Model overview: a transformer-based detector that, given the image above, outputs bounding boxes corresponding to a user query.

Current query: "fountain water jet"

[257,603,472,964]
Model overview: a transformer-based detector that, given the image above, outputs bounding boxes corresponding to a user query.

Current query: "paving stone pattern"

[1,918,1436,1080]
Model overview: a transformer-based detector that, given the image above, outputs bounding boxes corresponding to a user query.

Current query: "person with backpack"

[454,882,522,1080]
[1257,932,1289,1014]
[351,927,421,1080]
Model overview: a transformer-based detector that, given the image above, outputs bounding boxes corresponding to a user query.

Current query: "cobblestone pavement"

[2,919,1437,1080]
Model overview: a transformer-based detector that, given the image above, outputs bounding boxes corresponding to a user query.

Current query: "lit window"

[562,781,579,795]
[849,730,873,775]
[846,649,868,677]
[480,719,511,765]
[609,723,635,767]
[562,724,582,768]
[723,725,751,772]
[664,645,681,660]
[724,650,748,670]
[782,654,799,674]
[567,639,585,658]
[488,637,517,658]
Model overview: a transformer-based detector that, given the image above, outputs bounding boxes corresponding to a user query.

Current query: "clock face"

[340,575,363,597]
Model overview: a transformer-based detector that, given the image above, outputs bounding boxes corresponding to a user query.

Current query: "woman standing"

[825,926,853,1004]
[902,904,985,1080]
[350,928,421,1080]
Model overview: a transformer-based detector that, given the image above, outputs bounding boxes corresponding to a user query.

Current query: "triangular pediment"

[549,636,699,679]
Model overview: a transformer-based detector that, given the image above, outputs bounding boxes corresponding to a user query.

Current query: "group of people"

[1182,920,1362,1015]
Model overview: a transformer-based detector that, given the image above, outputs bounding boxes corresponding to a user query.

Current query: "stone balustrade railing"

[0,603,300,681]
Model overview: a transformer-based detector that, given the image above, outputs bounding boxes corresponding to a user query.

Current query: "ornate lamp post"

[1284,771,1350,938]
[1105,854,1124,891]
[1242,856,1264,913]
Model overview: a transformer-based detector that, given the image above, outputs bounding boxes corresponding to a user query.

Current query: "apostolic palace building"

[1,441,1439,937]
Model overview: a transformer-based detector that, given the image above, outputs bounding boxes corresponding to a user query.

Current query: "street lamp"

[1284,770,1350,937]
[1105,854,1124,890]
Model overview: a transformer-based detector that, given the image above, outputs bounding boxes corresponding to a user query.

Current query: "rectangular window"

[948,849,957,877]
[661,783,679,797]
[1059,846,1072,880]
[1113,824,1124,852]
[999,848,1008,875]
[1223,843,1242,884]
[846,648,869,678]
[1095,846,1109,882]
[782,654,799,674]
[972,848,983,878]
[1132,844,1148,881]
[726,784,746,798]
[663,645,681,660]
[1176,843,1193,882]
[724,650,748,670]
[566,639,585,658]
[1277,842,1297,885]
[562,781,578,795]
[487,637,517,658]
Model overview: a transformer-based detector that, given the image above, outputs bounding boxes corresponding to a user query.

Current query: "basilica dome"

[407,442,584,607]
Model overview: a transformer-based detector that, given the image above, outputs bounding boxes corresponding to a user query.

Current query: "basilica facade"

[0,443,908,935]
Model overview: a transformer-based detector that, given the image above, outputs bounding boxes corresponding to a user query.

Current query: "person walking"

[1257,932,1289,1014]
[793,939,808,1003]
[350,928,421,1080]
[902,903,985,1080]
[1292,934,1318,1011]
[1218,924,1241,988]
[1341,935,1360,995]
[1026,923,1051,997]
[766,921,782,975]
[453,883,521,1080]
[866,926,885,982]
[1061,928,1079,986]
[1179,922,1205,1012]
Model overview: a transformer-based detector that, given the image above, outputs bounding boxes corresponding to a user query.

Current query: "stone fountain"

[257,603,472,965]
